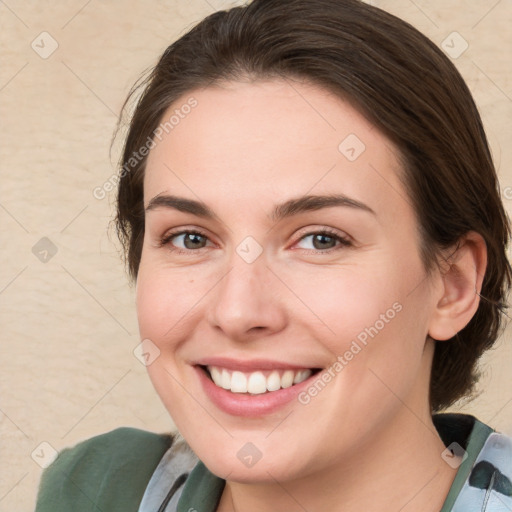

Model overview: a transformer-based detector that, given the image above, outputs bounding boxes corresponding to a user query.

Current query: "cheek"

[135,256,208,343]
[136,275,171,343]
[135,264,197,411]
[284,260,408,344]
[284,253,430,395]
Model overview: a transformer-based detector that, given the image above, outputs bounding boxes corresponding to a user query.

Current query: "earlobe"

[428,232,487,341]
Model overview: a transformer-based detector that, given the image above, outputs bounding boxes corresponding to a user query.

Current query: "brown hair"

[114,0,511,412]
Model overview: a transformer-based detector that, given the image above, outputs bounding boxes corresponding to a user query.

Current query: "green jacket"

[35,427,173,511]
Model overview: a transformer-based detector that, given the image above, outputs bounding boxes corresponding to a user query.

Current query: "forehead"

[143,79,410,223]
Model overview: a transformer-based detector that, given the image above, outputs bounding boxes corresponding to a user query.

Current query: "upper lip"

[194,357,318,372]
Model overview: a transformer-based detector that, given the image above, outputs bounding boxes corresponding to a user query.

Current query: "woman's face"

[137,79,443,482]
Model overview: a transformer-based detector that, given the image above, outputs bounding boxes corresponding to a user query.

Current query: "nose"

[207,253,287,341]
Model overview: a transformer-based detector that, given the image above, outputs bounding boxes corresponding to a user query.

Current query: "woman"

[35,0,512,511]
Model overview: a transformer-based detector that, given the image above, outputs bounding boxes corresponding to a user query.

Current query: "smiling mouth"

[201,365,321,395]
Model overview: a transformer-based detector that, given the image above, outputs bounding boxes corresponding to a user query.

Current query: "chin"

[202,453,305,484]
[190,432,319,484]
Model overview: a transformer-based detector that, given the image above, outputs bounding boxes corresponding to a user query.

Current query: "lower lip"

[195,366,318,417]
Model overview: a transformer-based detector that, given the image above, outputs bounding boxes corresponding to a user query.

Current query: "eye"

[294,228,352,253]
[159,229,212,253]
[158,227,352,255]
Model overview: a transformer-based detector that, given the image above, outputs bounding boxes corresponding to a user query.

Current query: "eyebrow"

[145,193,376,223]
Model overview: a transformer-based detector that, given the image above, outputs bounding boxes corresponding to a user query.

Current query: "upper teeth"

[207,366,312,394]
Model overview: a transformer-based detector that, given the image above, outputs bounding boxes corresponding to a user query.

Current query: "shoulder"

[455,431,512,512]
[445,415,512,512]
[35,427,173,512]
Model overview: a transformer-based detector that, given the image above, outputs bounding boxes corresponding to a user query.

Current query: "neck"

[217,409,457,512]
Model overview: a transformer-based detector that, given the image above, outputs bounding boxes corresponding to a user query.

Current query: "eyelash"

[158,227,352,255]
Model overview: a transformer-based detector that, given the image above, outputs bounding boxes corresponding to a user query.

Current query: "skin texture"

[136,79,487,511]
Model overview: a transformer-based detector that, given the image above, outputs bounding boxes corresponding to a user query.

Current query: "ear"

[428,231,487,341]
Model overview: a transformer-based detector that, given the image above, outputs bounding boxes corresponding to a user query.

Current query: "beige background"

[1,1,511,510]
